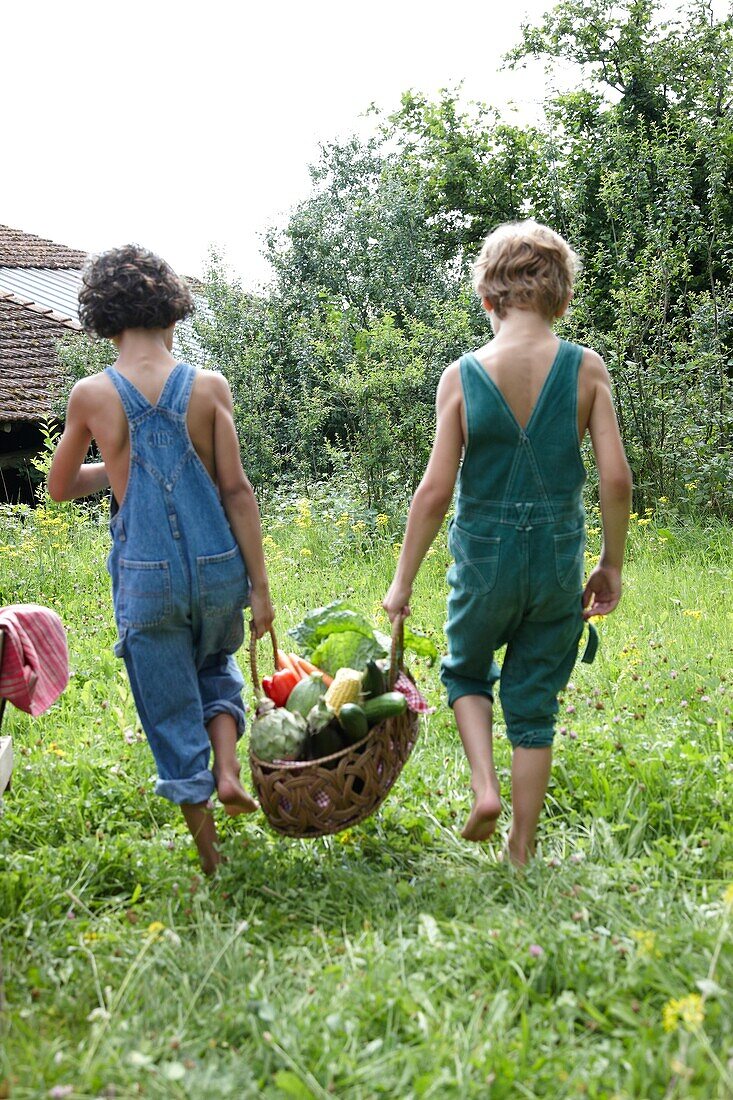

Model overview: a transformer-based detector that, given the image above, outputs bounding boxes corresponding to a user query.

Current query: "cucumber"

[363,691,407,726]
[338,703,368,744]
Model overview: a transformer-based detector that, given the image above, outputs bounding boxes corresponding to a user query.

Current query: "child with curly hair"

[49,244,274,874]
[383,221,632,865]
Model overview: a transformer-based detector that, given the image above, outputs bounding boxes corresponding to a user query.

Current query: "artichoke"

[250,698,308,762]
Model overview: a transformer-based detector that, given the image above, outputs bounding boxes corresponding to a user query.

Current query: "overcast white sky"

[1,0,725,289]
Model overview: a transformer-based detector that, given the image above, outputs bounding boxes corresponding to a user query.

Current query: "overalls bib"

[106,363,249,804]
[440,340,589,749]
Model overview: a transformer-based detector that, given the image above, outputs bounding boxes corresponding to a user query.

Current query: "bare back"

[471,334,596,442]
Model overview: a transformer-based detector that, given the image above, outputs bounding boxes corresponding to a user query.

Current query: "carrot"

[276,650,300,678]
[294,654,333,686]
[288,652,310,681]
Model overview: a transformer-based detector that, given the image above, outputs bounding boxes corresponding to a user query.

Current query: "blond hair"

[472,220,579,320]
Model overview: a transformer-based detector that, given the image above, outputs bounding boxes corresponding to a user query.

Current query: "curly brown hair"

[78,244,195,338]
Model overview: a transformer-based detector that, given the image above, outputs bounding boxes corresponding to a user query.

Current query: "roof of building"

[0,293,79,421]
[0,267,82,323]
[0,224,87,268]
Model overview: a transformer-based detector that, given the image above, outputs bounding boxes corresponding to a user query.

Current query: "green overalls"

[440,339,592,749]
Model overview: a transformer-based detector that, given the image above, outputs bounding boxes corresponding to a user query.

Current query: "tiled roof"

[0,293,79,421]
[0,224,87,268]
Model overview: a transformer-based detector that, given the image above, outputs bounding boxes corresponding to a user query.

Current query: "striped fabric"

[0,604,69,716]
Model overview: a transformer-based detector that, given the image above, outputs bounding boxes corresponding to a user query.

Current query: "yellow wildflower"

[662,994,705,1033]
[631,929,659,957]
[723,883,733,909]
[685,482,698,491]
[376,514,389,528]
[637,518,651,526]
[351,521,367,533]
[147,921,165,939]
[658,496,668,504]
[300,548,312,558]
[682,610,702,619]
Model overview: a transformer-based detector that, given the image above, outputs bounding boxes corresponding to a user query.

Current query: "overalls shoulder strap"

[156,363,197,417]
[105,366,151,420]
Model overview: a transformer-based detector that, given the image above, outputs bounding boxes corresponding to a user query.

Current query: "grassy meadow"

[0,490,732,1099]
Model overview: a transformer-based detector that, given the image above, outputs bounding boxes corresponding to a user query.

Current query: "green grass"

[0,495,731,1099]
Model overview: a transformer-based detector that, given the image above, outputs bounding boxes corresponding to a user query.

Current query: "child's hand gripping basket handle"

[387,614,406,690]
[249,625,279,700]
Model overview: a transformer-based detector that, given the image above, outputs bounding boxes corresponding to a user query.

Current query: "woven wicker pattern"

[248,624,420,837]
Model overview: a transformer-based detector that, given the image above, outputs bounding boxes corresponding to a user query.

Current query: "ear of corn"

[324,668,363,715]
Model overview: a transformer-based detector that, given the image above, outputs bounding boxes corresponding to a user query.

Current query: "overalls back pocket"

[448,522,501,595]
[554,528,586,593]
[197,547,248,617]
[118,559,172,628]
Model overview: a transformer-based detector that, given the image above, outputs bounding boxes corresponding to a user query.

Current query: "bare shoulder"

[66,372,113,415]
[437,360,463,402]
[579,346,611,385]
[192,367,232,404]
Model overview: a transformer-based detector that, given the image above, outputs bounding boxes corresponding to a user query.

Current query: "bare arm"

[583,353,633,617]
[210,374,274,638]
[383,364,464,621]
[47,383,110,501]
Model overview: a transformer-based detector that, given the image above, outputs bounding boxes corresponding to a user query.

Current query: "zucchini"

[363,691,407,726]
[338,702,368,744]
[362,659,387,699]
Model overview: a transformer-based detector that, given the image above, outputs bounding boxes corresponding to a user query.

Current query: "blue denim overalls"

[440,339,592,749]
[106,363,249,804]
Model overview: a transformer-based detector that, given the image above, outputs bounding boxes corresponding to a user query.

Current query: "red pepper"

[262,669,299,707]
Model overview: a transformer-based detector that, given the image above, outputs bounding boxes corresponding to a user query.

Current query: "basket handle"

[387,614,406,690]
[249,624,279,698]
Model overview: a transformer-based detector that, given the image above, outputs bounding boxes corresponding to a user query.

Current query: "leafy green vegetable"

[289,599,438,673]
[288,601,375,655]
[310,632,385,676]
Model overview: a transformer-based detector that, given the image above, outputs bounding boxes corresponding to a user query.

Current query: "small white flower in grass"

[49,1088,74,1099]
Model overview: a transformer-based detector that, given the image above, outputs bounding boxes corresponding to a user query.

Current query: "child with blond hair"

[384,220,632,864]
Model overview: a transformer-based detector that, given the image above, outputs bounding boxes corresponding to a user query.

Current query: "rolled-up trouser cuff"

[446,682,495,709]
[202,699,246,739]
[155,769,216,805]
[507,726,555,749]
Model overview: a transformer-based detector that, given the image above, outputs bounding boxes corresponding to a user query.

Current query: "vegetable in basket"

[250,698,307,762]
[262,668,299,708]
[288,600,438,677]
[285,672,327,719]
[305,699,346,760]
[363,691,407,727]
[324,667,362,715]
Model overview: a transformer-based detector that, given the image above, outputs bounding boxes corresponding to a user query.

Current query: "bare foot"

[500,833,535,867]
[461,787,502,842]
[215,774,260,817]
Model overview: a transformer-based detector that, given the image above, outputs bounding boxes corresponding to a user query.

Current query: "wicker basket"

[248,619,420,837]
